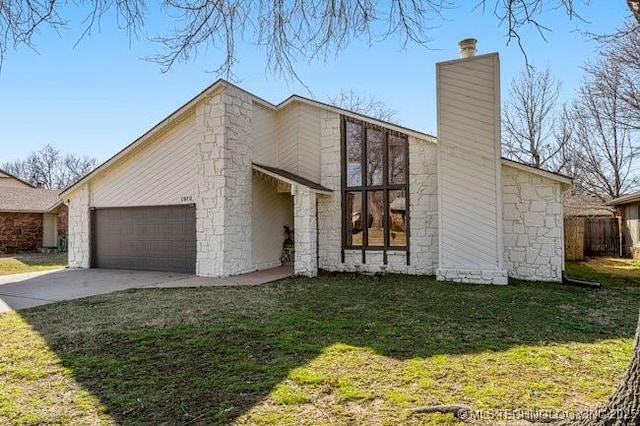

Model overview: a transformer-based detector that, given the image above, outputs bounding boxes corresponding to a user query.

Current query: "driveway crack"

[0,293,58,302]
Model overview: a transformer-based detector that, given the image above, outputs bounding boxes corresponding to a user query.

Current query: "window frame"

[340,116,410,260]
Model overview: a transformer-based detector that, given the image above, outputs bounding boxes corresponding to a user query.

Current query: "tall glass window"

[342,117,409,250]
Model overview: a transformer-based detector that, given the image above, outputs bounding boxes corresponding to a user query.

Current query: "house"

[0,169,68,253]
[608,192,640,258]
[60,41,572,283]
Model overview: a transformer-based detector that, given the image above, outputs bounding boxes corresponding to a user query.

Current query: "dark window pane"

[389,135,407,185]
[367,191,384,247]
[346,122,362,187]
[346,192,363,247]
[389,190,407,247]
[366,128,384,186]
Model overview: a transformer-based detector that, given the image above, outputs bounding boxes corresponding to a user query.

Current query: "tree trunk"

[559,311,640,426]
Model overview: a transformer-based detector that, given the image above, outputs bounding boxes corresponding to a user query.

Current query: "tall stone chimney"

[435,40,507,284]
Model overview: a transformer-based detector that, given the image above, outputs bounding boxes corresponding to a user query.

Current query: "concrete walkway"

[0,266,294,313]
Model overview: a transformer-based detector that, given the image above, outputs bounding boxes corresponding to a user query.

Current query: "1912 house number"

[181,195,193,203]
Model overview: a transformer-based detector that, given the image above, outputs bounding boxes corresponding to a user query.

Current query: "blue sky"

[0,2,632,163]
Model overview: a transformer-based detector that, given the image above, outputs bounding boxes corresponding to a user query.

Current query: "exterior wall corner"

[502,166,564,282]
[293,185,318,277]
[67,185,91,268]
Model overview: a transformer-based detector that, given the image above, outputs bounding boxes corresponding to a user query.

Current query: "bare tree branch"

[328,89,399,123]
[570,58,640,199]
[6,1,639,78]
[502,65,568,172]
[2,143,97,189]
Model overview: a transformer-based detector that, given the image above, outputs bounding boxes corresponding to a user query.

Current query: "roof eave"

[501,159,573,186]
[608,194,640,206]
[59,79,436,200]
[60,79,231,198]
[47,198,65,212]
[252,164,333,195]
[278,96,436,142]
[0,209,49,214]
[0,168,35,188]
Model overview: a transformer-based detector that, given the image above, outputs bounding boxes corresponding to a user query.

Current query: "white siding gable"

[276,102,322,182]
[252,103,278,166]
[91,109,198,207]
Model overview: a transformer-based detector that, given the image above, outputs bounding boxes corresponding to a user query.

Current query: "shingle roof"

[0,187,61,213]
[564,193,615,217]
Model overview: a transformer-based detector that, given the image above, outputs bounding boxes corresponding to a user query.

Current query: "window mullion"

[361,123,368,259]
[341,116,409,256]
[405,133,411,265]
[383,130,390,254]
[341,116,347,262]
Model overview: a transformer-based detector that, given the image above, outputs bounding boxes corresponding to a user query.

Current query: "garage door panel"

[93,205,196,273]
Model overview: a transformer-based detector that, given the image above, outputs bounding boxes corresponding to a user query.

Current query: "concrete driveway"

[0,266,293,313]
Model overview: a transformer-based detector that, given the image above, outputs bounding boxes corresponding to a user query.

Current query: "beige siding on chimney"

[91,110,198,207]
[436,53,506,284]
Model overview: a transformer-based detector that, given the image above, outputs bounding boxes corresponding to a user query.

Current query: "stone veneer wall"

[316,111,439,274]
[293,186,318,276]
[502,166,564,282]
[407,137,439,274]
[195,84,253,276]
[0,213,43,253]
[67,185,90,268]
[317,111,342,270]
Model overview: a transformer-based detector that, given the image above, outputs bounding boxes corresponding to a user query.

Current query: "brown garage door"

[92,205,196,273]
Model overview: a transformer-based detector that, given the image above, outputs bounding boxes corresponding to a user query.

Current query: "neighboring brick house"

[0,169,68,253]
[61,41,571,283]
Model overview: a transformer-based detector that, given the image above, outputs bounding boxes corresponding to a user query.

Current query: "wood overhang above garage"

[252,163,333,195]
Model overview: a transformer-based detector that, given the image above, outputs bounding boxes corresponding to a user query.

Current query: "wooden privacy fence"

[565,217,585,261]
[564,217,621,261]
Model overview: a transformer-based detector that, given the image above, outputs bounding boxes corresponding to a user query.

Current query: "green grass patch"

[566,257,640,286]
[0,253,67,276]
[0,265,638,425]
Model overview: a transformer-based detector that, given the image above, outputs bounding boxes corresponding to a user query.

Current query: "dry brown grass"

[0,253,67,276]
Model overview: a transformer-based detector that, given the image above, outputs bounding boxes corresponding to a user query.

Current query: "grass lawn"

[1,261,639,425]
[0,253,67,276]
[566,257,640,285]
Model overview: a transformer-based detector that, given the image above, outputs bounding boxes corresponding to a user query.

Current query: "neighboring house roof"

[0,187,61,213]
[60,79,572,197]
[0,168,35,188]
[252,163,332,194]
[608,191,640,206]
[564,193,615,217]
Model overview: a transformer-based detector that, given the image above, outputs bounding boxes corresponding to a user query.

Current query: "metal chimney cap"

[458,38,477,58]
